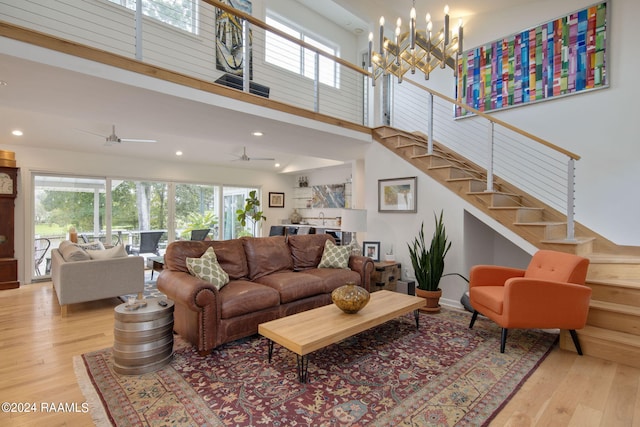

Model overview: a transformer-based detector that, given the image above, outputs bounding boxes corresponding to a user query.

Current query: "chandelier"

[368,2,463,84]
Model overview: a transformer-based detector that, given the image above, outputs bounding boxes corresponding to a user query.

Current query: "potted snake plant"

[408,210,466,312]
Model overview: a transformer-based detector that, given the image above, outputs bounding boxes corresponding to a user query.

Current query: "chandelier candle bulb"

[444,5,450,46]
[410,7,416,50]
[379,16,385,51]
[368,32,373,68]
[458,20,463,53]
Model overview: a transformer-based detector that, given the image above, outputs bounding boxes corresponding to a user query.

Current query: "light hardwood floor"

[1,282,639,426]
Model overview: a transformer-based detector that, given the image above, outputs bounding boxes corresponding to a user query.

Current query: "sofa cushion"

[164,240,249,280]
[58,240,90,262]
[288,234,334,270]
[86,244,127,260]
[254,271,325,304]
[318,239,350,269]
[242,236,293,280]
[186,247,230,290]
[218,280,280,319]
[303,268,361,293]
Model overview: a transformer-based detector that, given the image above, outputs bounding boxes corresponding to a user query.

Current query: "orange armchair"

[468,250,591,354]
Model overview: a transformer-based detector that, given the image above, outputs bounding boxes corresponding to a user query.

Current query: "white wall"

[388,0,640,246]
[363,142,537,308]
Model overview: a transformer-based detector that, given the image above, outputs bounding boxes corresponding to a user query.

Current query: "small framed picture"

[378,176,417,213]
[269,192,285,208]
[363,241,381,262]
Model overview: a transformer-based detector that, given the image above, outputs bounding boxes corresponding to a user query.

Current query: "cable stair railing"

[376,83,640,367]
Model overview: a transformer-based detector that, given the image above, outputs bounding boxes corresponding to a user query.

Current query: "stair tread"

[513,221,566,226]
[590,300,640,315]
[588,253,640,264]
[541,237,596,244]
[468,191,520,197]
[588,278,640,288]
[580,325,640,346]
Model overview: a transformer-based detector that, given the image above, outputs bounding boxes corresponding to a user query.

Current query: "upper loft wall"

[377,0,640,246]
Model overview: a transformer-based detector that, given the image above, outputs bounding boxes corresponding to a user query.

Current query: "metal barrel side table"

[113,298,174,375]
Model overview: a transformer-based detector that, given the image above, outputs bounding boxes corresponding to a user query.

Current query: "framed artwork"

[363,241,380,262]
[216,0,253,78]
[456,1,608,117]
[378,177,417,213]
[268,192,285,208]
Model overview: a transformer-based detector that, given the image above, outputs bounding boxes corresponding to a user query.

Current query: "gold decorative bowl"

[331,283,370,314]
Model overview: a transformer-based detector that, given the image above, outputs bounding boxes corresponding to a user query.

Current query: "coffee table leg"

[414,309,420,330]
[296,355,309,383]
[267,340,274,362]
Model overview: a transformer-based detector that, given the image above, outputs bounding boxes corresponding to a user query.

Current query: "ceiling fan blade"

[74,128,105,138]
[119,138,157,143]
[249,157,276,161]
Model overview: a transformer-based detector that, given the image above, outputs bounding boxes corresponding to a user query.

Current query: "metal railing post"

[427,93,434,154]
[313,52,320,112]
[486,121,495,192]
[135,0,143,60]
[242,19,250,93]
[566,158,576,241]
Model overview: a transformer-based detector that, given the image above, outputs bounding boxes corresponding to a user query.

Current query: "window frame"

[265,13,340,88]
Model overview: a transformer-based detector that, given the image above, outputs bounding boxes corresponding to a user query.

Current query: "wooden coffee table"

[258,290,426,382]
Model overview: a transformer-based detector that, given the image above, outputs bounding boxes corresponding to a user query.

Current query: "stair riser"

[588,282,640,306]
[545,223,567,240]
[541,240,593,256]
[516,209,544,223]
[560,331,640,369]
[587,309,640,335]
[588,263,640,280]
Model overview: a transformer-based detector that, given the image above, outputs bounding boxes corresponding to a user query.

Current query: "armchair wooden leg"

[500,328,508,353]
[569,329,583,356]
[469,311,479,329]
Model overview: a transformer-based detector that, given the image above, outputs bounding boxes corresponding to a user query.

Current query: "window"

[265,15,339,88]
[32,173,264,280]
[107,0,198,34]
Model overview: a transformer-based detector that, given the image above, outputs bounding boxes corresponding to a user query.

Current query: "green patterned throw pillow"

[318,239,350,269]
[186,247,230,290]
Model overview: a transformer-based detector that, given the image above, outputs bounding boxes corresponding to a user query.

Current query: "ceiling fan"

[77,124,157,145]
[232,146,275,162]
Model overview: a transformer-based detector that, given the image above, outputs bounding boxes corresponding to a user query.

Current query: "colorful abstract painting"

[456,2,607,117]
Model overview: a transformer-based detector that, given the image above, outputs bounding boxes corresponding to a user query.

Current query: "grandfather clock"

[0,166,19,289]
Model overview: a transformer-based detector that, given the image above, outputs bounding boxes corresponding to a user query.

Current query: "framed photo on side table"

[269,192,285,208]
[363,241,380,262]
[378,177,417,212]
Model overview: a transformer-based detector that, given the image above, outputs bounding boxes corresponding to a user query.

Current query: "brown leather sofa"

[157,233,374,355]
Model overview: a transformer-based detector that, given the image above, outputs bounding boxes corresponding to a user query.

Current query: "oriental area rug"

[74,308,557,426]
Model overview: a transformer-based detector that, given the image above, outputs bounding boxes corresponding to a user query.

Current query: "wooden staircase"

[373,126,640,368]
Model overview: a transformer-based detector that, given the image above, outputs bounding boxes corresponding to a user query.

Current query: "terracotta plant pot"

[416,288,442,313]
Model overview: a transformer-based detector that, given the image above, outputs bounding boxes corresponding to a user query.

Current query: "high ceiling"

[0,0,533,173]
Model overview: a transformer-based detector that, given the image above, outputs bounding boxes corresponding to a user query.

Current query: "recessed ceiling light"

[12,130,23,136]
[275,163,281,168]
[251,131,263,137]
[175,151,183,156]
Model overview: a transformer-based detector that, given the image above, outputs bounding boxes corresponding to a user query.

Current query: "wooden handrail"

[405,79,581,161]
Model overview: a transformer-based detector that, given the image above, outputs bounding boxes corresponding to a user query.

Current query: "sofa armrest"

[157,270,219,313]
[469,265,525,289]
[349,255,375,292]
[157,270,222,354]
[51,249,144,305]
